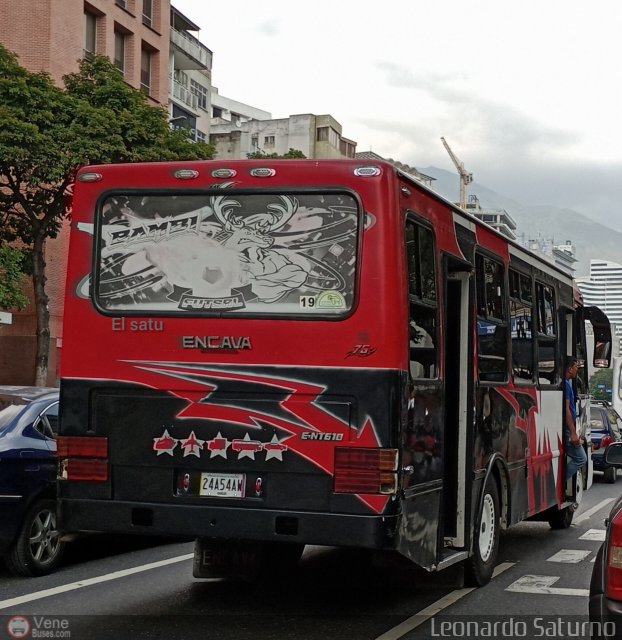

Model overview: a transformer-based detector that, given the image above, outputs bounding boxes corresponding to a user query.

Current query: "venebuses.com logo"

[6,615,71,638]
[7,617,30,639]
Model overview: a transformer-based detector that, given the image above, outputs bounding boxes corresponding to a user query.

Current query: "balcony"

[169,77,198,112]
[171,28,212,70]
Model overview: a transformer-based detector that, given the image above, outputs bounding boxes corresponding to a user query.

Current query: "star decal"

[180,430,205,458]
[205,431,230,459]
[232,433,263,460]
[264,434,288,462]
[153,429,178,456]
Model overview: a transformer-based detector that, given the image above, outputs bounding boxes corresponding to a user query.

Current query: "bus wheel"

[464,476,500,587]
[548,505,574,529]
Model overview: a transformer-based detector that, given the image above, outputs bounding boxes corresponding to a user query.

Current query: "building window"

[251,136,258,148]
[84,11,97,59]
[114,31,125,73]
[142,0,152,27]
[316,126,339,147]
[140,47,151,95]
[190,79,208,110]
[212,106,222,118]
[195,130,206,143]
[264,135,275,146]
[115,0,127,8]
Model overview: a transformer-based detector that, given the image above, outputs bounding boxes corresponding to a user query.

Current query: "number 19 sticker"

[300,295,316,308]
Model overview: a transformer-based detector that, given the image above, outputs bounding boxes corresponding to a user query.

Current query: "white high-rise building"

[576,260,622,350]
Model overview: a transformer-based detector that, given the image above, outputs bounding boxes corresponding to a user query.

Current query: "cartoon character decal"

[89,189,360,314]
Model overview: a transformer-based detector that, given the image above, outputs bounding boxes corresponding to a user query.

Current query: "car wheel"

[4,499,65,577]
[464,475,500,586]
[604,467,617,484]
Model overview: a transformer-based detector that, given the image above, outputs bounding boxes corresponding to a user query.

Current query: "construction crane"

[440,137,473,210]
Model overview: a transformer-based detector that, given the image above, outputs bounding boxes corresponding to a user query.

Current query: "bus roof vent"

[211,168,237,179]
[249,168,276,178]
[174,169,200,180]
[78,172,102,183]
[354,166,382,177]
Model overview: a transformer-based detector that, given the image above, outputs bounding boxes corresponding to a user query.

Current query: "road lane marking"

[374,562,515,640]
[573,498,614,524]
[579,529,606,541]
[505,574,589,597]
[546,549,591,563]
[0,553,193,611]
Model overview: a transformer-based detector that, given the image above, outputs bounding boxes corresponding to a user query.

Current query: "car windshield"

[590,408,608,432]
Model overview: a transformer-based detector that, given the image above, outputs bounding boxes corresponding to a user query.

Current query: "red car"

[589,442,622,636]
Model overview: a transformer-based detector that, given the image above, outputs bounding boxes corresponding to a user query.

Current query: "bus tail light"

[61,459,109,482]
[333,448,398,495]
[57,436,109,483]
[601,435,614,450]
[57,436,108,458]
[605,510,622,600]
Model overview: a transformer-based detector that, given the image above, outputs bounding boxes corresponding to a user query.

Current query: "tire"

[604,466,617,484]
[4,499,65,577]
[549,467,583,529]
[464,475,500,587]
[548,505,574,529]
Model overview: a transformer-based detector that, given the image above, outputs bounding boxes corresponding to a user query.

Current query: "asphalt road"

[0,473,618,640]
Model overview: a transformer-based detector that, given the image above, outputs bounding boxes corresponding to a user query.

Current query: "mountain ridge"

[419,166,622,278]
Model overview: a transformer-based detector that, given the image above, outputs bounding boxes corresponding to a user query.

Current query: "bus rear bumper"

[59,499,399,549]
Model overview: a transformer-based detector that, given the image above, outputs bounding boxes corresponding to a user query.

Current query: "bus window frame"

[90,186,366,321]
[535,280,560,388]
[475,251,509,385]
[405,213,440,382]
[509,267,536,386]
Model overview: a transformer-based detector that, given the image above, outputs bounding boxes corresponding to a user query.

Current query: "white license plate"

[199,473,246,498]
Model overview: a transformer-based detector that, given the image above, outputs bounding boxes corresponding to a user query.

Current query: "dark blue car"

[591,402,622,484]
[0,386,64,576]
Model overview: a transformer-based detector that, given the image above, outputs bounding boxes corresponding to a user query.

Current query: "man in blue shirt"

[564,356,586,480]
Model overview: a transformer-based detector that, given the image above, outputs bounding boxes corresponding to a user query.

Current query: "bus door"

[443,260,472,552]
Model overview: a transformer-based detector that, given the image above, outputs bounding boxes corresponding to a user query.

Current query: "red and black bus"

[58,159,611,585]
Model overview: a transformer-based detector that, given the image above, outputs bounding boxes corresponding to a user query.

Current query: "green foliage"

[247,148,306,159]
[0,46,216,382]
[590,368,613,401]
[0,245,28,311]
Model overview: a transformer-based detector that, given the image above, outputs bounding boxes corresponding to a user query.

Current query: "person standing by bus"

[564,356,587,480]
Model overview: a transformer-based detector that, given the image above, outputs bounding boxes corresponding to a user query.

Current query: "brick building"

[0,0,172,384]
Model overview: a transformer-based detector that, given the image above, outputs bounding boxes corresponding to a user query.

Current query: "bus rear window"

[94,191,359,317]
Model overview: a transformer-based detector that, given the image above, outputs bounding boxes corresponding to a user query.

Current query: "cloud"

[256,20,280,37]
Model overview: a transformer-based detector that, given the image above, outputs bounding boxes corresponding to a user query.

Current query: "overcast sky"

[173,0,622,230]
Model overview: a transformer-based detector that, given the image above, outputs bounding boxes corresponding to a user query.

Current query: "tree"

[0,47,215,385]
[247,148,306,159]
[590,368,613,401]
[0,246,28,311]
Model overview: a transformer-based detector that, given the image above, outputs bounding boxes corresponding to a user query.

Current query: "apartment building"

[168,7,213,143]
[210,113,357,160]
[0,1,177,384]
[576,260,622,351]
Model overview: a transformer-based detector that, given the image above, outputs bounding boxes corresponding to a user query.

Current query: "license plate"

[199,473,246,498]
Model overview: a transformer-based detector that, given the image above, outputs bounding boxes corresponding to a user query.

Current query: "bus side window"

[476,254,508,382]
[406,219,438,379]
[509,269,534,383]
[535,282,558,385]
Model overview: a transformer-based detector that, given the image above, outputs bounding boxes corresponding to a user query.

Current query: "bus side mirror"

[594,340,611,369]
